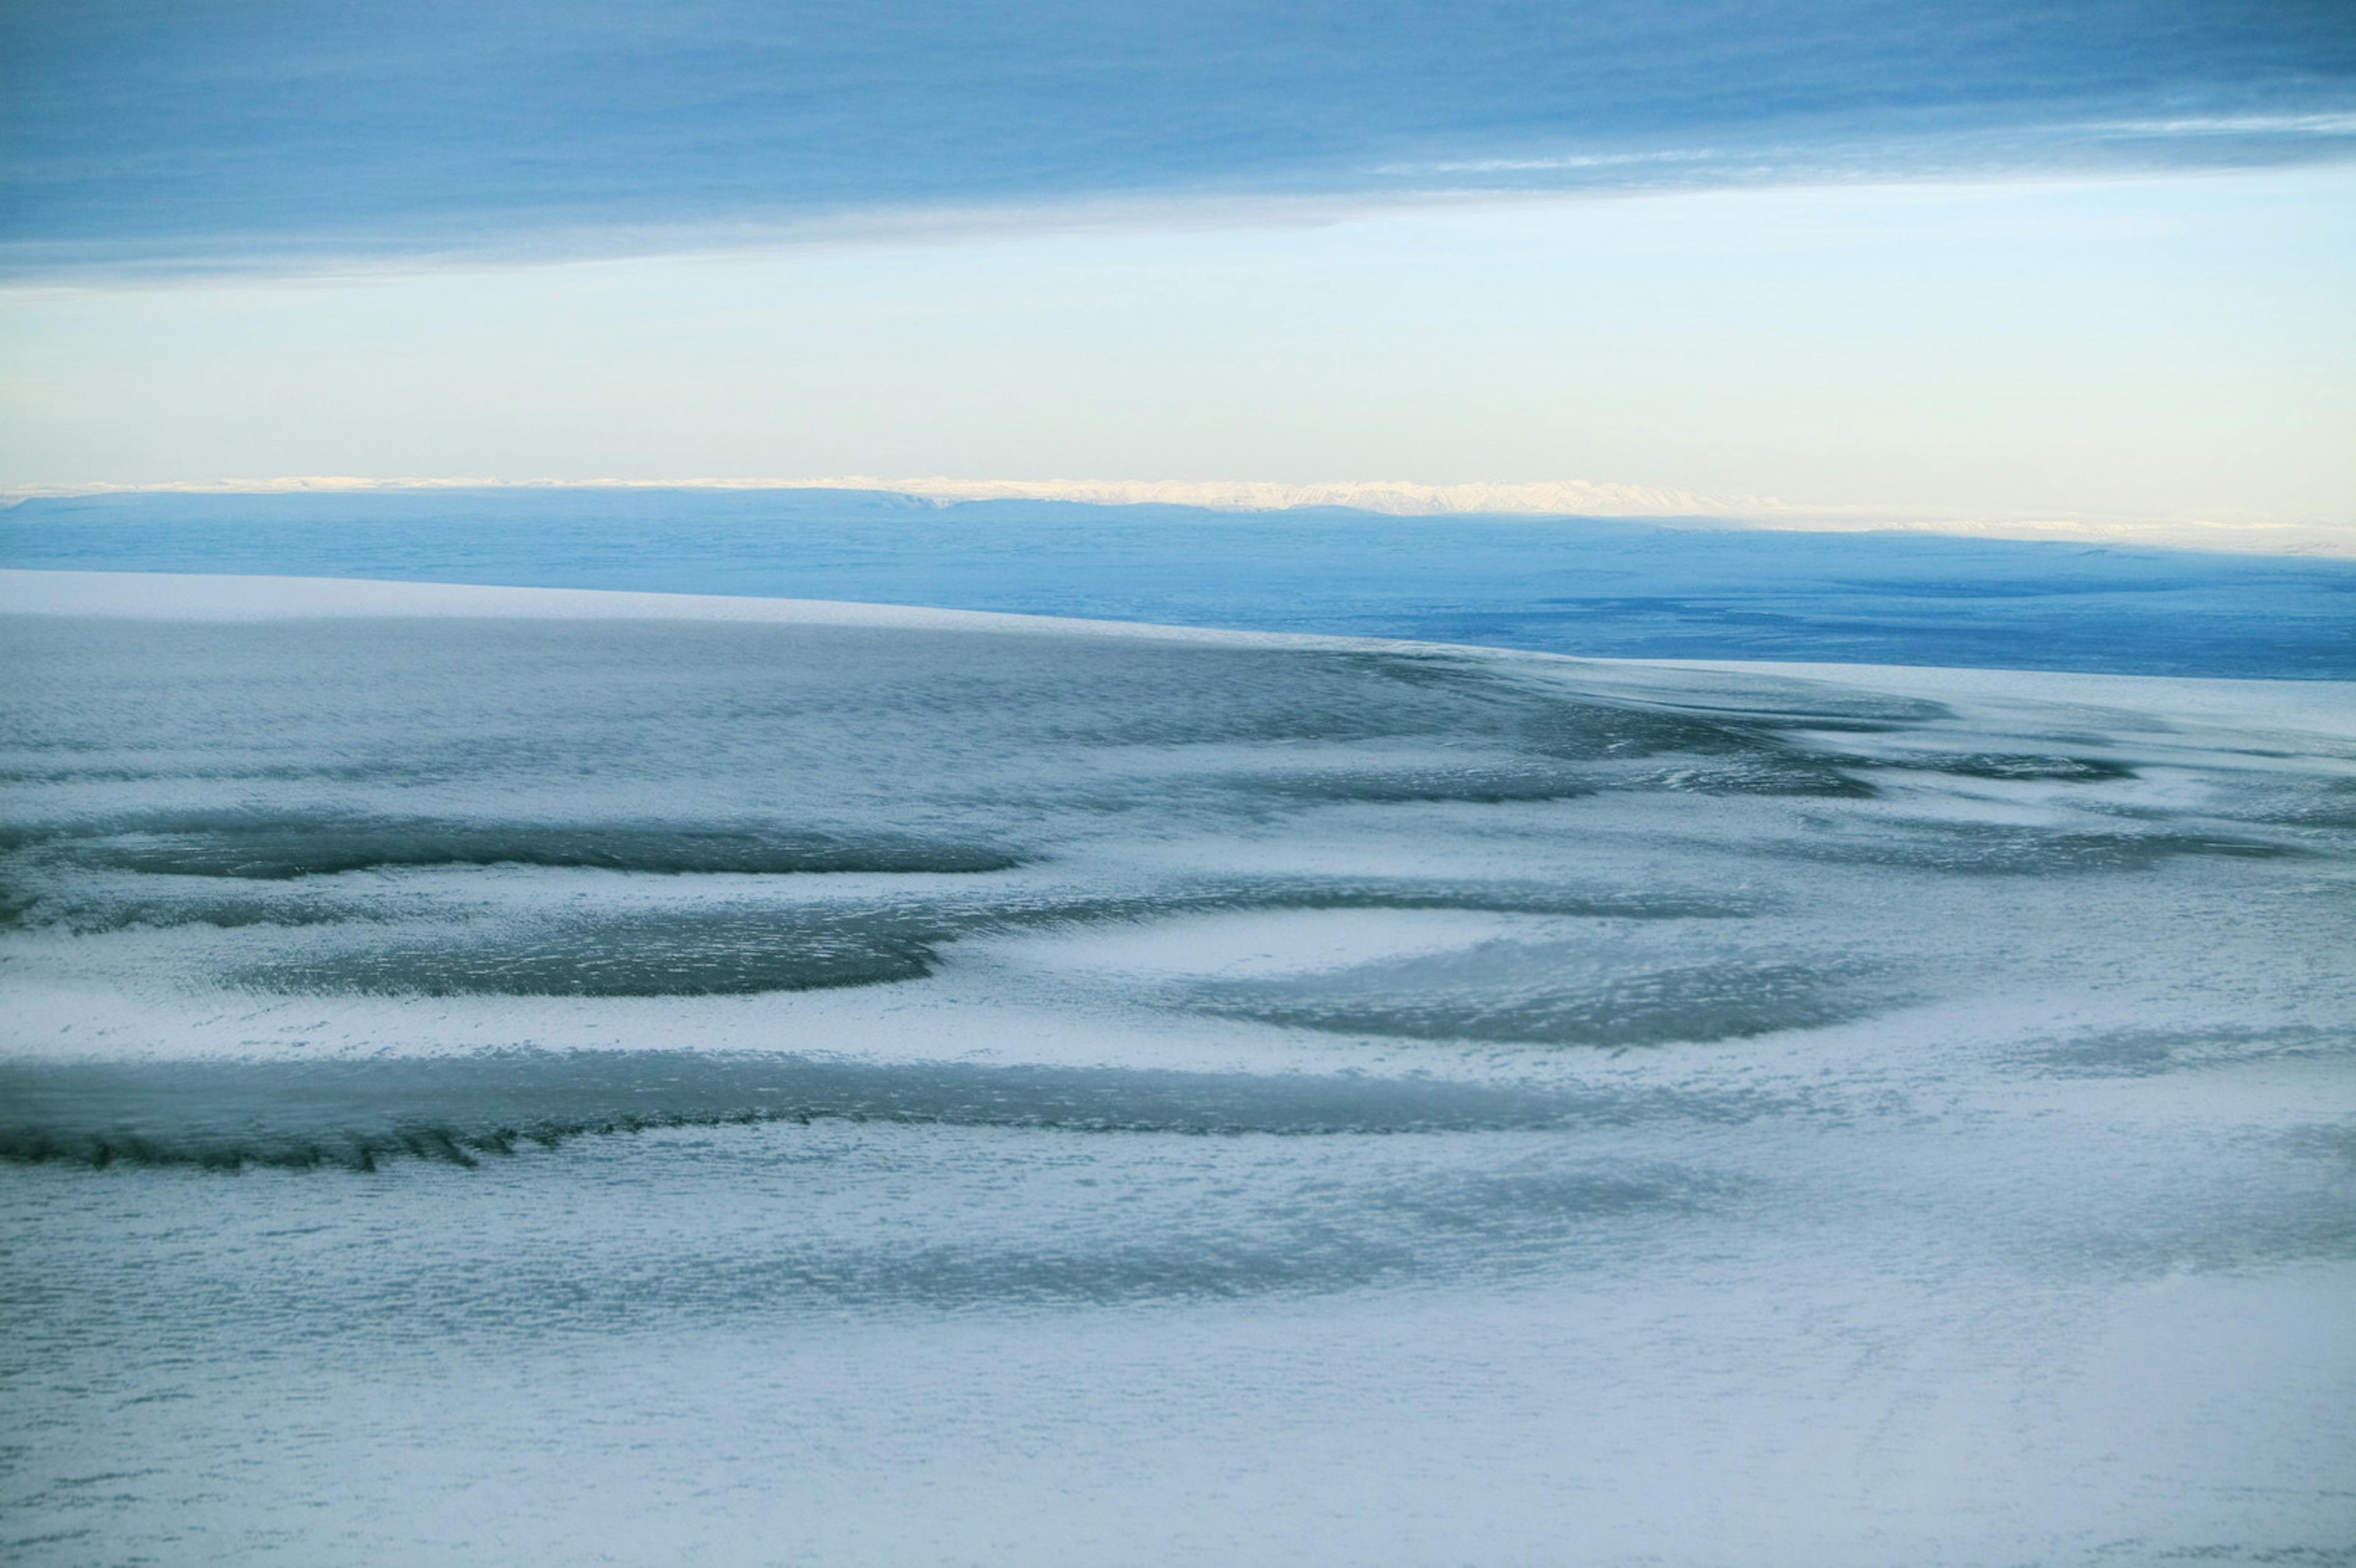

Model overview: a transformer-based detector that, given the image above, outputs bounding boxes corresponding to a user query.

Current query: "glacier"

[1,569,2352,1566]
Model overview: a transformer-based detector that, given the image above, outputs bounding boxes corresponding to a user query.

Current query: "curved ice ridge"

[0,1051,1773,1171]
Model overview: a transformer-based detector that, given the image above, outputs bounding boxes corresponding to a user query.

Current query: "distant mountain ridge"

[7,477,2345,557]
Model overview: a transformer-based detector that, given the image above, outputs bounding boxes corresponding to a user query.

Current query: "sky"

[2,1,2353,540]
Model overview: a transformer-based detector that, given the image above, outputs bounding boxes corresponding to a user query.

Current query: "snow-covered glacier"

[2,570,2352,1566]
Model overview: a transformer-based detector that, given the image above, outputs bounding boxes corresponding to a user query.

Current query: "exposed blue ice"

[7,488,2354,677]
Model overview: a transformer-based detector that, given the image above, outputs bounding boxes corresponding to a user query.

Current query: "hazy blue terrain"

[7,489,2354,677]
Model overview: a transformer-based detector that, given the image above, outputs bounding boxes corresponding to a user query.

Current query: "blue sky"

[3,1,2352,540]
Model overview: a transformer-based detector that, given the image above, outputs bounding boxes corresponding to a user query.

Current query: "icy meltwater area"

[2,572,2352,1566]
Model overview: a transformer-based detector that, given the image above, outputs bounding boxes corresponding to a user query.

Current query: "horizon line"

[6,474,2349,558]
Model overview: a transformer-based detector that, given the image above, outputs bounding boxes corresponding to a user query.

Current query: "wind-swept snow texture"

[7,486,2355,676]
[2,572,2353,1566]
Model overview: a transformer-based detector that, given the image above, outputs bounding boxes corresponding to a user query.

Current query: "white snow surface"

[2,572,2352,1566]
